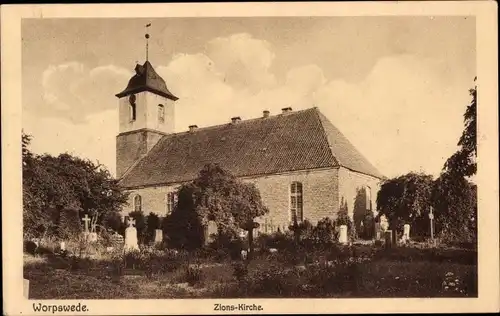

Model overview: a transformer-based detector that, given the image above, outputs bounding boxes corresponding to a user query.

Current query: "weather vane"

[145,23,151,61]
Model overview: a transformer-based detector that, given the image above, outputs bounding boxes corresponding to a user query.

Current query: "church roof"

[115,61,178,101]
[119,107,384,188]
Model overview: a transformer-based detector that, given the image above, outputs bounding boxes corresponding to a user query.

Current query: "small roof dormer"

[115,61,178,101]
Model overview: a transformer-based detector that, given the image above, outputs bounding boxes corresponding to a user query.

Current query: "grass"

[23,244,477,299]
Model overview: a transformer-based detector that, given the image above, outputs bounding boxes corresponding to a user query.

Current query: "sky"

[21,16,476,179]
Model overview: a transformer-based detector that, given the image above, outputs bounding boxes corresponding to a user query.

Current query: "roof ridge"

[314,108,384,179]
[170,107,318,136]
[312,108,340,167]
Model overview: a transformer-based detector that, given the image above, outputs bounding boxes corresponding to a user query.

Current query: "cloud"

[26,34,472,178]
[205,33,277,91]
[312,54,470,177]
[23,109,118,175]
[40,62,132,123]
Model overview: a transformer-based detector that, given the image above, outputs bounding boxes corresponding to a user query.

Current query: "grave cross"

[127,217,136,228]
[429,206,435,241]
[82,214,91,233]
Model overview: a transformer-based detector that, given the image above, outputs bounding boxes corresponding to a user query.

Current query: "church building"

[115,60,384,234]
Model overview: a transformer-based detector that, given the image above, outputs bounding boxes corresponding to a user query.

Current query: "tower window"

[129,104,136,121]
[290,181,303,222]
[129,94,137,122]
[158,104,165,123]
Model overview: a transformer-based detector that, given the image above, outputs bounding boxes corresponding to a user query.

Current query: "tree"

[435,79,478,243]
[444,79,477,177]
[376,172,434,239]
[146,212,161,243]
[58,208,82,240]
[231,182,269,255]
[164,163,268,253]
[22,133,129,239]
[433,170,477,242]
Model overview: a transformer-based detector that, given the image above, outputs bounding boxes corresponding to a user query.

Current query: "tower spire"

[145,23,151,61]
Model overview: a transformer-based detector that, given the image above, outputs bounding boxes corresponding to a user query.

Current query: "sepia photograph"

[2,2,498,315]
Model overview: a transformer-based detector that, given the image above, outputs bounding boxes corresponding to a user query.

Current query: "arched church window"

[290,181,303,222]
[366,186,372,211]
[158,104,165,123]
[165,191,177,215]
[133,194,142,212]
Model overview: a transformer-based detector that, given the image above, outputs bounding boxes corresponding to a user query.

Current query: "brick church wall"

[337,167,382,221]
[121,167,339,233]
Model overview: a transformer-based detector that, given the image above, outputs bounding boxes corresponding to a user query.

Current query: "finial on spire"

[145,23,151,61]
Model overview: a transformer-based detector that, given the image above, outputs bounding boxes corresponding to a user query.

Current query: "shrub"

[24,240,38,255]
[256,231,294,251]
[304,261,359,294]
[123,250,143,269]
[57,208,82,240]
[146,212,161,243]
[182,265,204,286]
[232,261,248,282]
[243,263,301,297]
[69,255,93,272]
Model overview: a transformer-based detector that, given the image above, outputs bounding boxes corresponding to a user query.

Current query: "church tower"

[115,59,178,178]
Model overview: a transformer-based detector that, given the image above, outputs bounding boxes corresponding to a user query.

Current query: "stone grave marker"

[338,225,348,244]
[374,222,381,240]
[88,232,98,243]
[124,218,139,252]
[384,230,393,249]
[111,232,124,245]
[60,241,66,251]
[206,220,218,244]
[402,224,411,243]
[380,215,389,232]
[154,229,163,244]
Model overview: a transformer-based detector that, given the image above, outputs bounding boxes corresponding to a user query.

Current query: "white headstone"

[124,218,139,252]
[154,229,163,243]
[402,224,410,242]
[339,225,348,244]
[380,216,389,232]
[206,221,218,243]
[88,232,98,243]
[60,241,66,251]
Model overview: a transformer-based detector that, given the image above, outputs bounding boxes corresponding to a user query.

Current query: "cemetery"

[23,209,477,299]
[22,87,478,298]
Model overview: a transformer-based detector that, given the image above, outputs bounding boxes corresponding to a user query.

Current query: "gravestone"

[380,216,389,232]
[87,232,98,243]
[374,222,381,240]
[238,230,248,239]
[124,218,139,252]
[23,279,29,298]
[111,232,124,245]
[402,224,411,243]
[384,230,393,249]
[60,241,66,251]
[154,229,163,244]
[206,221,218,244]
[338,225,348,244]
